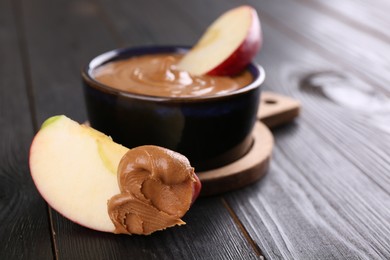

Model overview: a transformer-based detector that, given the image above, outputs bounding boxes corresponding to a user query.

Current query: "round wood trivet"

[198,121,274,196]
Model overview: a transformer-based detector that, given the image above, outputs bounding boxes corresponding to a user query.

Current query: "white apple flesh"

[29,115,201,233]
[176,5,262,76]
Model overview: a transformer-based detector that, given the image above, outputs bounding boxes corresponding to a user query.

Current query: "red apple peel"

[177,5,262,76]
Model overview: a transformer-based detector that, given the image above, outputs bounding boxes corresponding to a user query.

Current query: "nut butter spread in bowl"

[82,45,265,171]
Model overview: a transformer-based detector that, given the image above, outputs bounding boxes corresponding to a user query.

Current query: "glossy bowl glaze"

[82,46,265,171]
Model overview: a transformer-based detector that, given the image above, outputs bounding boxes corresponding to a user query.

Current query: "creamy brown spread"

[93,53,253,97]
[107,145,197,235]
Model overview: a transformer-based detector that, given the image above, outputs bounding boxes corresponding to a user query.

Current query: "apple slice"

[176,5,262,76]
[29,115,201,234]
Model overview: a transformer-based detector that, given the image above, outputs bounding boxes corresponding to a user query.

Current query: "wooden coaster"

[259,91,301,128]
[198,121,274,196]
[198,92,300,196]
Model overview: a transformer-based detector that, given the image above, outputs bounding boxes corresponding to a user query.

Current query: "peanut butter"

[107,145,197,235]
[93,53,252,97]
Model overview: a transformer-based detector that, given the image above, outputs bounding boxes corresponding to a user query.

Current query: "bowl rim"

[81,45,265,102]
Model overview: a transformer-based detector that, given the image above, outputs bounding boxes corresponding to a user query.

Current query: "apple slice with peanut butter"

[29,115,201,235]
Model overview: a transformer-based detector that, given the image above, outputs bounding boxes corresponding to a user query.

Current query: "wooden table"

[2,0,390,259]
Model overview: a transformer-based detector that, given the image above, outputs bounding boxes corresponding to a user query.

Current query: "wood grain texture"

[20,0,117,124]
[51,196,261,260]
[253,0,390,95]
[96,0,201,46]
[0,0,53,259]
[298,0,390,42]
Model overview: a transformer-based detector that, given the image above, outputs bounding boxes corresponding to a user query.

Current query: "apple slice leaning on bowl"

[176,5,262,76]
[29,115,201,235]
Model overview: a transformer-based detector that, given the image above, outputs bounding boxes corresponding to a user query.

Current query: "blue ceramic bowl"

[82,46,265,171]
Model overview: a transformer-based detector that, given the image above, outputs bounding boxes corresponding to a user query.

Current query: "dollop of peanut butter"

[93,53,252,97]
[107,145,197,235]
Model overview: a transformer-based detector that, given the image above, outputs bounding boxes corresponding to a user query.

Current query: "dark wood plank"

[251,0,390,95]
[228,122,390,258]
[52,197,261,259]
[244,0,390,187]
[96,0,200,46]
[297,0,390,43]
[21,0,117,124]
[0,0,53,259]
